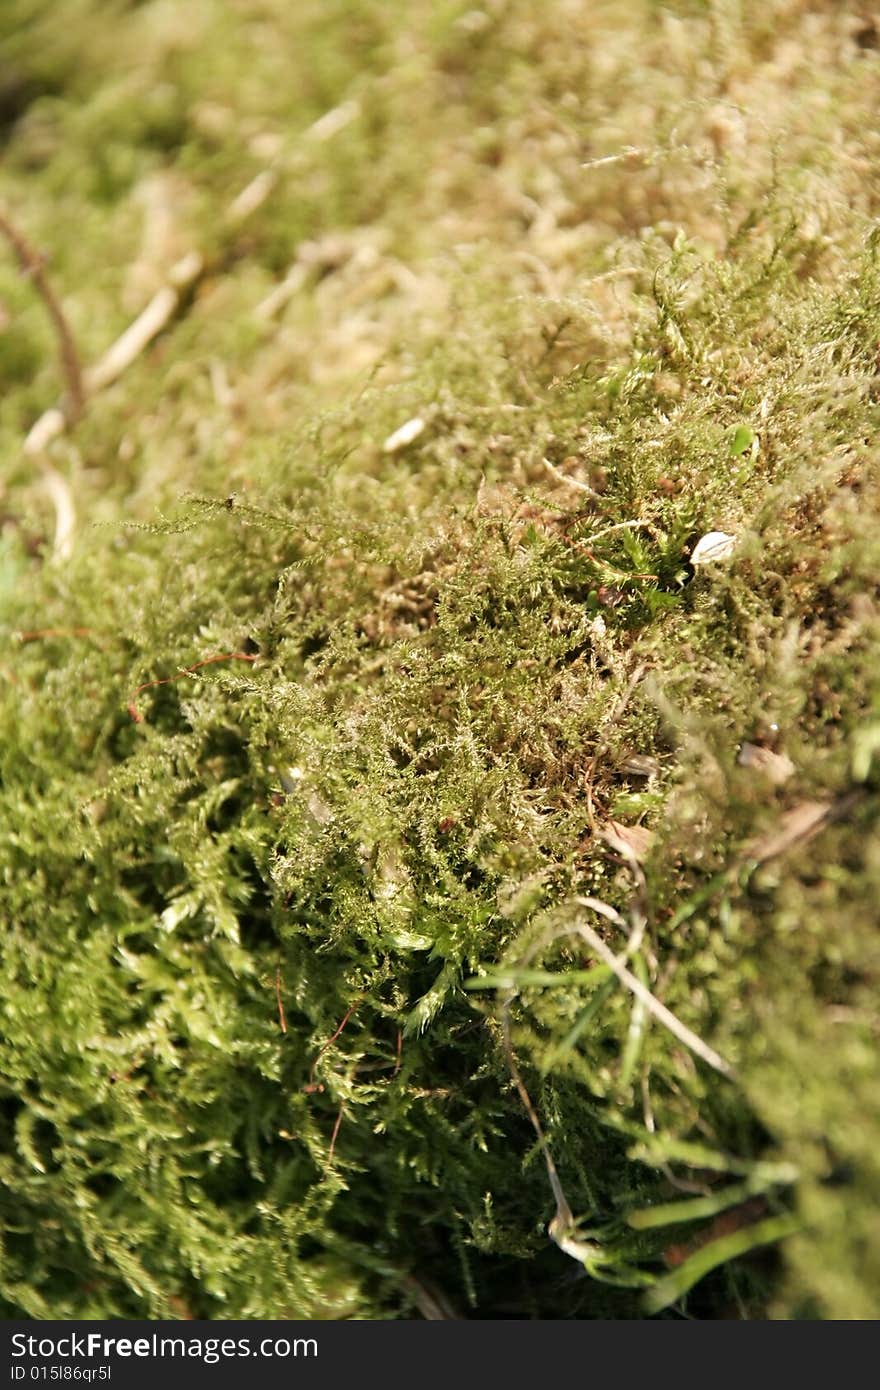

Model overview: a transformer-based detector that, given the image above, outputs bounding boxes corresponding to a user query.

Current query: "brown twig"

[500,998,576,1239]
[400,1273,461,1321]
[20,151,278,457]
[0,205,84,419]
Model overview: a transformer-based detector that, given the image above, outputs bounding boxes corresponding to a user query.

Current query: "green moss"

[0,0,878,1319]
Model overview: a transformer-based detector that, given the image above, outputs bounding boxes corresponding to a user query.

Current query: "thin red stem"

[306,1002,359,1091]
[275,966,287,1035]
[127,651,257,722]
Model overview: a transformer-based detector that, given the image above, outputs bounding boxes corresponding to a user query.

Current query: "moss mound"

[1,0,878,1318]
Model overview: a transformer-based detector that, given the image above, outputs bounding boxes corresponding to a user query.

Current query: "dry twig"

[0,205,84,418]
[572,903,735,1079]
[541,456,601,496]
[86,252,203,395]
[16,157,276,555]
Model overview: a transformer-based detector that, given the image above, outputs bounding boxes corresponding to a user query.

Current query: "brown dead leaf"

[743,793,861,865]
[737,742,795,786]
[602,820,655,863]
[618,752,661,779]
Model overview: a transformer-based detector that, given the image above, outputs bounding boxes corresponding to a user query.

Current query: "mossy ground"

[1,0,878,1319]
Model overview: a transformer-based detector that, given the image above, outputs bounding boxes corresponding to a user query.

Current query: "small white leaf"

[382,416,425,453]
[690,530,737,566]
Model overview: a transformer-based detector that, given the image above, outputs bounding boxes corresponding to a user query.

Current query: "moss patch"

[1,0,878,1318]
